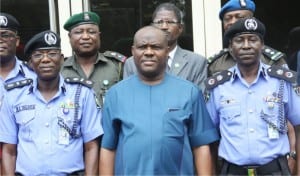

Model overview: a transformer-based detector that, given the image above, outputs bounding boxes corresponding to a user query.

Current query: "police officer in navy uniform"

[0,12,35,174]
[206,17,300,175]
[61,12,126,106]
[0,30,103,175]
[207,0,288,77]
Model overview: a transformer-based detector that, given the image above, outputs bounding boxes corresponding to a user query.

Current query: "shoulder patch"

[267,66,296,83]
[205,70,232,90]
[207,48,229,64]
[65,77,94,88]
[262,45,285,61]
[5,79,33,91]
[104,51,127,63]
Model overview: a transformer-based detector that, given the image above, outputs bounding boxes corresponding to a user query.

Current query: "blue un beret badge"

[245,19,257,30]
[44,32,57,45]
[239,0,246,7]
[0,15,8,27]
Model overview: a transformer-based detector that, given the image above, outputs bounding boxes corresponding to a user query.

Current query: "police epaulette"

[207,48,229,64]
[65,77,93,88]
[21,61,34,71]
[5,79,33,91]
[104,51,127,63]
[267,66,296,83]
[262,45,285,61]
[205,70,232,90]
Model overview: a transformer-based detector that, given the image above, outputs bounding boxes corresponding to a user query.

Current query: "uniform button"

[248,109,253,113]
[45,123,49,127]
[249,128,255,133]
[45,140,49,144]
[248,90,253,94]
[46,105,51,109]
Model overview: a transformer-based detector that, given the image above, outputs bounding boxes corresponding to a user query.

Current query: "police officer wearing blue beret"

[0,30,103,175]
[207,0,288,77]
[205,17,300,175]
[61,12,126,106]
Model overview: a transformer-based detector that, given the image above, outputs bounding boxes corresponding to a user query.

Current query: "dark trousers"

[220,156,291,176]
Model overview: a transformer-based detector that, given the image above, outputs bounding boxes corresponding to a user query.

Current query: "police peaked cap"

[224,17,265,44]
[24,30,61,56]
[219,0,255,20]
[0,12,20,32]
[63,11,100,31]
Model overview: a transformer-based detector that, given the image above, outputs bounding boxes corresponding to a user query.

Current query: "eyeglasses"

[31,52,61,61]
[152,20,180,27]
[0,32,17,41]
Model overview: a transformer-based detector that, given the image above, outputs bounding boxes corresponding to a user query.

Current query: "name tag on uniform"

[268,124,279,139]
[58,127,70,145]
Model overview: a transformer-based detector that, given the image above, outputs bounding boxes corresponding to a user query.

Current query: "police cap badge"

[24,30,61,57]
[224,17,265,45]
[0,12,20,32]
[219,0,255,20]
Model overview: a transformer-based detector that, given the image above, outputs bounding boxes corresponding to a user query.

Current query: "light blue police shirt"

[0,58,35,105]
[0,75,103,175]
[206,62,300,166]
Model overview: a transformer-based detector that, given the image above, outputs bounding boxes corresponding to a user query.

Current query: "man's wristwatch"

[287,151,297,160]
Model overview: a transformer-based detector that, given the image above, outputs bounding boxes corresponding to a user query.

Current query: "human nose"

[144,47,154,55]
[242,39,251,48]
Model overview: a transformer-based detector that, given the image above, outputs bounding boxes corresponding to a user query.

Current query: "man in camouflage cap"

[207,0,287,77]
[61,11,126,106]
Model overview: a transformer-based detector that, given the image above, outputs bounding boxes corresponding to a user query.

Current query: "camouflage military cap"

[64,11,100,31]
[0,12,20,32]
[24,30,61,56]
[219,0,255,20]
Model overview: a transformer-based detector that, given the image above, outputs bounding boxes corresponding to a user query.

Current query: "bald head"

[132,26,170,84]
[133,26,168,47]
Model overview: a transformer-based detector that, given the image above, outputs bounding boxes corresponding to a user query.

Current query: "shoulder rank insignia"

[65,77,93,88]
[207,48,229,64]
[104,51,127,63]
[262,45,285,61]
[205,70,232,90]
[267,66,296,83]
[5,78,33,91]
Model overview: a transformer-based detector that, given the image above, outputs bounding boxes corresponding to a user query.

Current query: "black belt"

[221,156,290,175]
[16,170,84,176]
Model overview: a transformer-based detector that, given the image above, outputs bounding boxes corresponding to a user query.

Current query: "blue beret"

[219,0,255,20]
[0,12,20,32]
[224,17,265,44]
[63,12,100,31]
[24,30,61,56]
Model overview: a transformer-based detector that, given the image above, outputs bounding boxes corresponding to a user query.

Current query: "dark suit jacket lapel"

[170,46,188,75]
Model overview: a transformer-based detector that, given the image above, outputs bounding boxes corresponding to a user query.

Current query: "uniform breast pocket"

[220,105,241,125]
[57,107,82,135]
[161,109,190,171]
[163,109,188,137]
[260,105,279,123]
[15,111,35,141]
